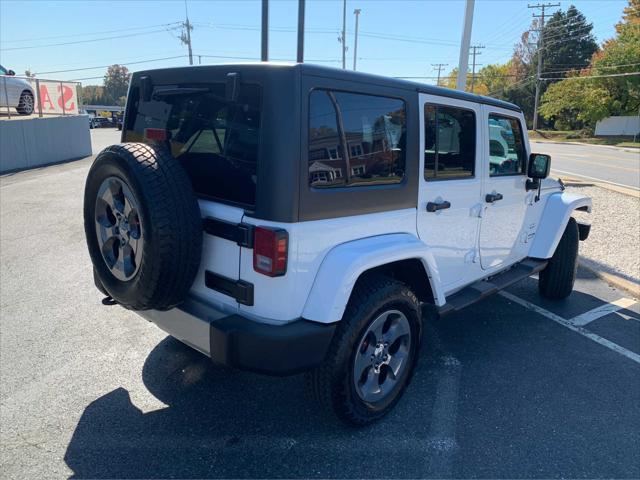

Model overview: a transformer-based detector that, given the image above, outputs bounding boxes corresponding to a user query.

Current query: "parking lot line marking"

[498,291,640,365]
[569,298,637,327]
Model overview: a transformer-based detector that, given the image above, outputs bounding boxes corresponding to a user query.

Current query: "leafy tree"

[80,85,105,105]
[103,65,130,105]
[540,0,640,129]
[539,5,599,76]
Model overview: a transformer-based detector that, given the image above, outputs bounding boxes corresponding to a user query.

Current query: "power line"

[541,72,640,80]
[0,26,182,51]
[1,22,182,44]
[35,56,188,75]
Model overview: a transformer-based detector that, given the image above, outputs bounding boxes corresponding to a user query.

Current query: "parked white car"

[84,64,592,426]
[0,65,35,115]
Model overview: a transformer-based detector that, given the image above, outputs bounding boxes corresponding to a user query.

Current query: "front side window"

[308,90,406,188]
[424,104,476,180]
[488,114,527,176]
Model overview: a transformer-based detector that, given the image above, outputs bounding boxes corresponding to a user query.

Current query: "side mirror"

[7,70,15,76]
[528,153,551,179]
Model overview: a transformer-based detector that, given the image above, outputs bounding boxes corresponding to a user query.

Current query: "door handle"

[485,193,504,203]
[426,201,451,212]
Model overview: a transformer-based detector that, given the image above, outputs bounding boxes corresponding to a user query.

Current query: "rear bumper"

[138,297,336,376]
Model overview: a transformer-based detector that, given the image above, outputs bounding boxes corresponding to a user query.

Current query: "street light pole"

[297,0,305,63]
[341,0,347,69]
[353,9,361,71]
[456,0,475,91]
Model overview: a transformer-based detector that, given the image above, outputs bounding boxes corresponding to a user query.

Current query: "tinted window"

[126,83,260,208]
[424,105,475,180]
[309,90,406,188]
[488,114,526,176]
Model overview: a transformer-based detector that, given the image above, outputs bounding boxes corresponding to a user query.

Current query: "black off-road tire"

[84,143,203,311]
[307,276,422,426]
[93,267,108,296]
[16,90,34,115]
[539,217,579,300]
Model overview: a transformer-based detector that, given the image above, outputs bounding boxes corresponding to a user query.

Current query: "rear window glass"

[308,90,406,188]
[126,83,261,208]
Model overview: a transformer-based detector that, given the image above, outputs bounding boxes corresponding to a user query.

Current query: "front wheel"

[307,276,422,426]
[539,217,579,300]
[16,91,34,115]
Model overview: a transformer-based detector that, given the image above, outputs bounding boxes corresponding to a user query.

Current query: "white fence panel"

[595,116,640,136]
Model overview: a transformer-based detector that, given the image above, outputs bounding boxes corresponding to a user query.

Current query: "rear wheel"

[307,276,422,426]
[539,217,579,300]
[16,91,34,115]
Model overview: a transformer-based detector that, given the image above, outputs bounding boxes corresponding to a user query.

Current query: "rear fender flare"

[301,233,444,324]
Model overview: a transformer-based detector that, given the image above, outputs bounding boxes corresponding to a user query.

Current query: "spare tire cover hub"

[95,176,143,281]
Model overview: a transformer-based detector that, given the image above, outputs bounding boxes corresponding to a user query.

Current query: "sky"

[0,0,629,85]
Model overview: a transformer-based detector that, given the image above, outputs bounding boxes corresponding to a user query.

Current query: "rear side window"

[126,83,261,208]
[488,114,526,176]
[308,90,406,188]
[424,104,476,180]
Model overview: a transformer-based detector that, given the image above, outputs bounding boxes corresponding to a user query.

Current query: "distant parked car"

[0,65,35,115]
[89,117,112,129]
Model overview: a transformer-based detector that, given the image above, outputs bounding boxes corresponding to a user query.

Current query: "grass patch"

[529,130,639,148]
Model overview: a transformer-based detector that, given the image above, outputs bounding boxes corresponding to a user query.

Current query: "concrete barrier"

[0,115,91,173]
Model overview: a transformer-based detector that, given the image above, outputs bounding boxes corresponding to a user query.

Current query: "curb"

[530,139,639,153]
[553,174,640,198]
[579,258,640,299]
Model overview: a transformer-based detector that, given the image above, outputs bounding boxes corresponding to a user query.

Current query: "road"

[1,137,639,478]
[531,140,640,190]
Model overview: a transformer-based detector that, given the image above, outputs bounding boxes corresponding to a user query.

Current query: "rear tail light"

[253,227,288,277]
[144,128,168,141]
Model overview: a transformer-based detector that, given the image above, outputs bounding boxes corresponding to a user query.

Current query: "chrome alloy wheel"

[20,92,34,113]
[94,177,143,281]
[353,309,412,403]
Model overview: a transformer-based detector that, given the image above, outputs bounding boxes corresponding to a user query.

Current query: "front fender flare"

[529,192,592,259]
[301,233,444,324]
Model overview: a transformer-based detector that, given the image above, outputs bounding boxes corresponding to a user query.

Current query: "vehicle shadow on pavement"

[63,328,443,479]
[63,279,640,479]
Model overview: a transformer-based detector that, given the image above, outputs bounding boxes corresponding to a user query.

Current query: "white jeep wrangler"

[84,64,591,425]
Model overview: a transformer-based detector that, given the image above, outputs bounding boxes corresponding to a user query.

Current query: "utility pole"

[353,9,361,71]
[340,0,347,69]
[181,0,194,65]
[432,63,448,86]
[261,0,269,61]
[528,2,560,130]
[456,0,475,90]
[469,45,484,93]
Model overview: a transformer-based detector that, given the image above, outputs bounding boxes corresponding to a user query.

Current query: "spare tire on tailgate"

[84,143,203,311]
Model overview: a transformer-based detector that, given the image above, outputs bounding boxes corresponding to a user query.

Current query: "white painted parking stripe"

[498,291,640,365]
[569,298,637,327]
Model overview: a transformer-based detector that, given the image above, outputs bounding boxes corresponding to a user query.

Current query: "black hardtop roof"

[134,62,522,113]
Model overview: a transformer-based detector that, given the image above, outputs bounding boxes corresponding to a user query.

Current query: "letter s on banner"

[57,84,76,112]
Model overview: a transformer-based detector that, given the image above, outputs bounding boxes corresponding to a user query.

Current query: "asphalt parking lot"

[1,138,639,478]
